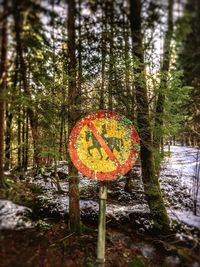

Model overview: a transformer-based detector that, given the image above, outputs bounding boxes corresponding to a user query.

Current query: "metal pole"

[96,182,107,267]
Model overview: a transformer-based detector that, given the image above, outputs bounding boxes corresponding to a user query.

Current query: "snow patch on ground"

[0,200,32,230]
[170,209,200,229]
[161,145,200,229]
[36,192,69,218]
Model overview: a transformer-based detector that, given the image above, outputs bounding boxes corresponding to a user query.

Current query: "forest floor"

[0,145,200,267]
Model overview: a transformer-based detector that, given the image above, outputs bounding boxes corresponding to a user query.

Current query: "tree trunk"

[0,0,8,188]
[123,10,132,117]
[67,0,81,233]
[154,0,174,173]
[4,105,12,170]
[13,2,39,169]
[129,0,170,233]
[22,108,26,169]
[5,52,19,170]
[99,0,108,110]
[24,110,28,170]
[108,1,114,110]
[77,0,82,105]
[59,114,64,160]
[17,102,22,169]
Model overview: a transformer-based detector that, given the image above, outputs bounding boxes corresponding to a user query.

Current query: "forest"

[0,0,200,266]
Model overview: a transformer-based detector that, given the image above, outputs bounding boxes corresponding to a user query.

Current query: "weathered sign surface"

[68,111,140,180]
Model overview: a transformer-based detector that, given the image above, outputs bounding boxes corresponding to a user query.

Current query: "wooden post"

[96,182,107,267]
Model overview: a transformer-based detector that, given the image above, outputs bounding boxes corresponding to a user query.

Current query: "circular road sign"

[68,111,140,181]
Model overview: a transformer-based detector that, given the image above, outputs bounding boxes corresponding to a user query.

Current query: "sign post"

[96,182,107,267]
[68,111,140,266]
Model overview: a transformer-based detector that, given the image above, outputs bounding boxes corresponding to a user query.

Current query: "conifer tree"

[154,0,174,173]
[67,0,81,233]
[129,0,170,233]
[178,0,200,146]
[0,0,8,188]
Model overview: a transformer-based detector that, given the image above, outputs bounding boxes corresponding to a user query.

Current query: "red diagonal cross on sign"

[87,121,121,168]
[68,111,140,181]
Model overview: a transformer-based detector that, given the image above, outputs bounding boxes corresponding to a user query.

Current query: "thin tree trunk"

[5,53,19,170]
[51,0,62,193]
[22,107,25,169]
[129,0,170,233]
[17,102,22,169]
[64,120,67,158]
[123,10,131,117]
[77,0,82,103]
[13,2,39,169]
[67,0,81,233]
[99,0,108,110]
[154,0,174,173]
[24,110,28,170]
[60,29,68,160]
[0,0,8,188]
[5,105,12,170]
[123,9,134,189]
[59,114,64,160]
[108,1,114,110]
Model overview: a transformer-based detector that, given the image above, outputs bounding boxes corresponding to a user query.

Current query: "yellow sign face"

[76,118,132,173]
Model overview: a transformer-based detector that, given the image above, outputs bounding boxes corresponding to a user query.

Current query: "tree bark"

[108,1,114,110]
[123,9,132,117]
[129,0,170,233]
[99,0,108,110]
[4,105,12,170]
[24,110,29,170]
[13,1,39,169]
[17,101,22,169]
[22,107,26,169]
[0,0,8,188]
[5,52,19,170]
[77,0,82,104]
[67,0,81,233]
[59,114,64,160]
[154,0,174,173]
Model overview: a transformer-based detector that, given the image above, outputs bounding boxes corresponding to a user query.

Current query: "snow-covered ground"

[161,145,200,229]
[0,145,199,231]
[0,200,32,230]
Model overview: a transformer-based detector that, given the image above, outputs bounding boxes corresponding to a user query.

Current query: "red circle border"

[68,111,140,181]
